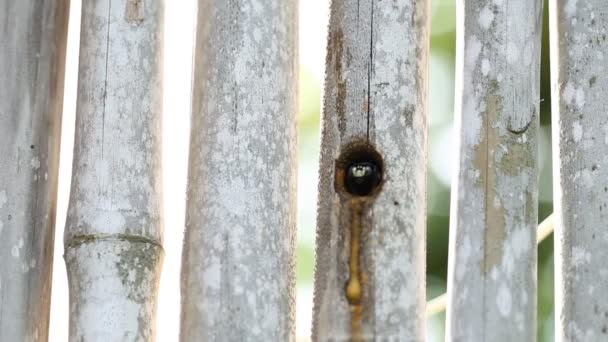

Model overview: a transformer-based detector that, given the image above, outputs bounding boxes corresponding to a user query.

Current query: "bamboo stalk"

[64,1,164,340]
[446,0,543,340]
[549,1,608,340]
[0,1,69,341]
[180,0,298,340]
[312,0,429,340]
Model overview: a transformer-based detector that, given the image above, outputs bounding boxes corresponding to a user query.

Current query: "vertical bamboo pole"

[64,1,164,340]
[180,0,298,341]
[446,0,542,341]
[0,1,69,341]
[312,0,429,340]
[549,1,608,340]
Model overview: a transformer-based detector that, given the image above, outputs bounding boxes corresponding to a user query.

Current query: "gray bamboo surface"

[180,1,298,341]
[312,0,429,340]
[550,0,608,340]
[446,0,543,341]
[64,0,164,340]
[0,1,69,341]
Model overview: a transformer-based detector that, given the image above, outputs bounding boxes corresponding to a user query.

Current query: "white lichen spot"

[30,156,40,170]
[0,190,7,208]
[564,0,578,18]
[496,284,512,317]
[128,269,137,282]
[571,246,591,266]
[203,260,221,290]
[563,81,585,108]
[563,82,575,103]
[456,236,472,282]
[506,42,520,65]
[572,121,583,142]
[575,88,585,108]
[11,245,20,258]
[509,226,531,259]
[481,59,491,76]
[580,169,593,189]
[466,36,482,68]
[478,6,495,30]
[522,41,533,67]
[253,27,262,42]
[462,97,483,146]
[250,0,263,13]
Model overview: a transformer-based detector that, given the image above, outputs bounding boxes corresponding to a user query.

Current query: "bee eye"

[345,161,381,196]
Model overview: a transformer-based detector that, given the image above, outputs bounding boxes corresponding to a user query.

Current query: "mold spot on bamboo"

[125,0,145,24]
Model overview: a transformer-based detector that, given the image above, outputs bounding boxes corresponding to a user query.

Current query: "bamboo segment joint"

[65,233,164,251]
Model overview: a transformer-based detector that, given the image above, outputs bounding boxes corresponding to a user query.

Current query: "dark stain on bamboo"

[335,141,383,341]
[328,29,347,136]
[125,0,145,24]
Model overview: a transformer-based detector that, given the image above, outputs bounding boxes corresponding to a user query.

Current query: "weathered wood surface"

[0,1,69,341]
[549,1,608,340]
[446,0,542,341]
[64,1,164,340]
[312,0,429,340]
[180,1,298,341]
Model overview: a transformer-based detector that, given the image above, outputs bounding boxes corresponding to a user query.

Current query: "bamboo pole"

[446,0,543,341]
[549,1,608,340]
[0,1,69,341]
[180,0,298,340]
[312,0,429,340]
[64,1,164,340]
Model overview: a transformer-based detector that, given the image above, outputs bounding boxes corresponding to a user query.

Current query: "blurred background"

[48,1,555,341]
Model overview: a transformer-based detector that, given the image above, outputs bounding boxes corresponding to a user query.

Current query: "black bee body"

[345,161,381,196]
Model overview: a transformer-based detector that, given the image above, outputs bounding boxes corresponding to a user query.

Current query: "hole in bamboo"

[335,142,384,198]
[335,141,384,340]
